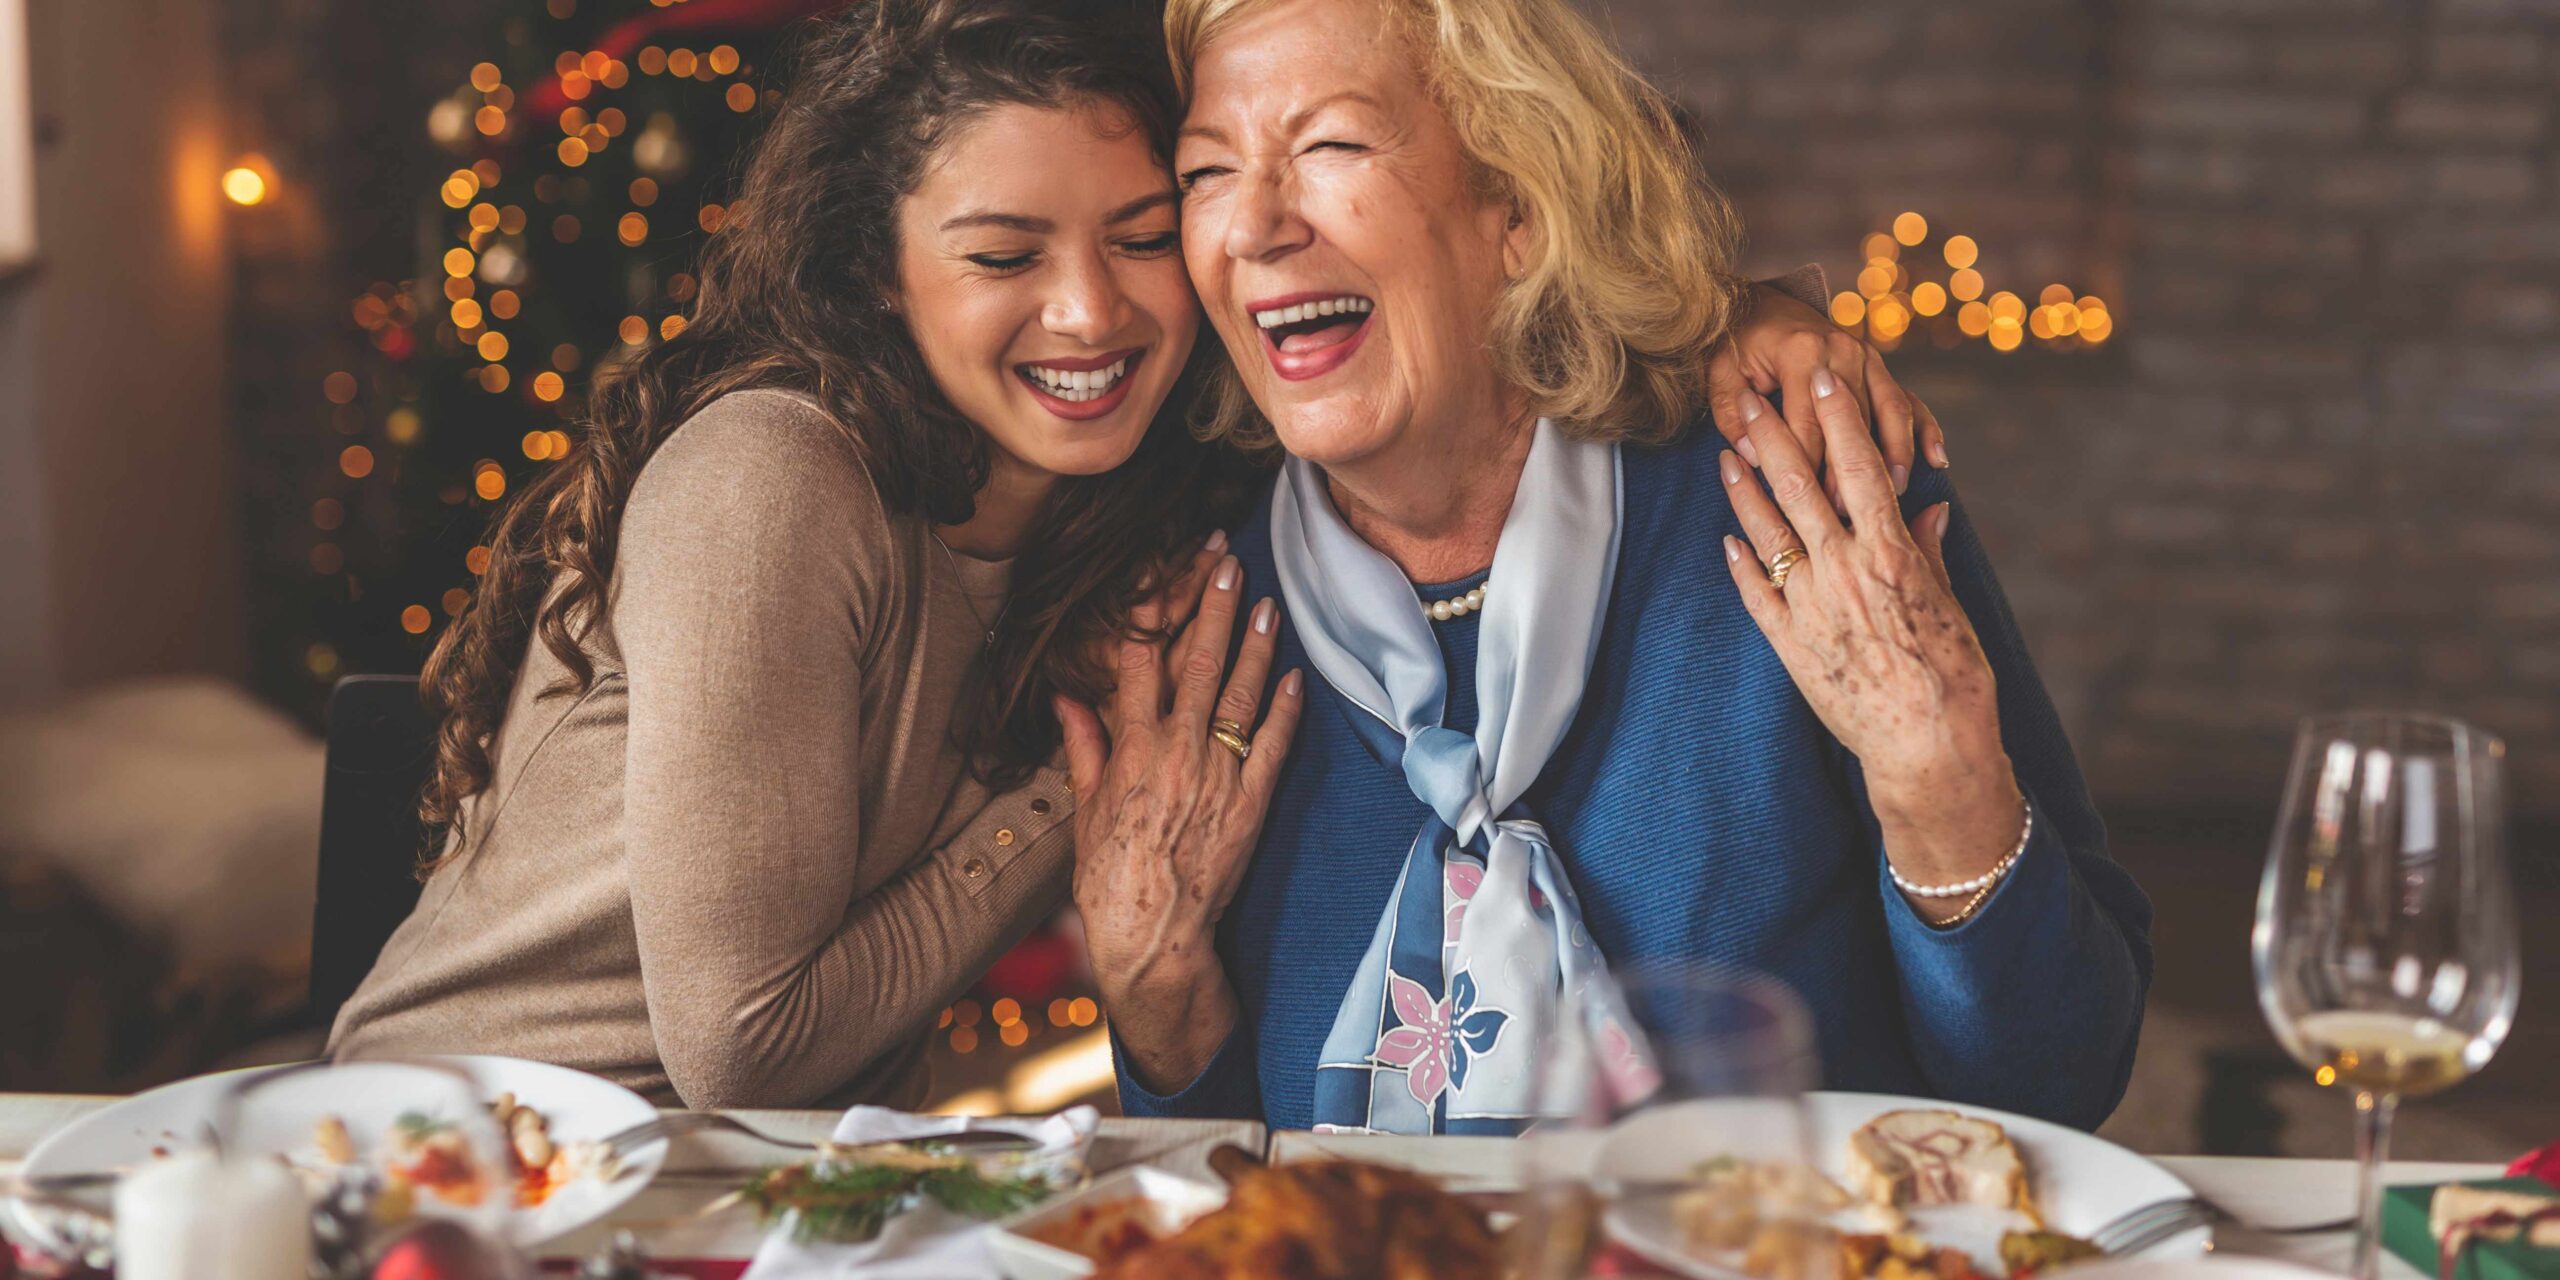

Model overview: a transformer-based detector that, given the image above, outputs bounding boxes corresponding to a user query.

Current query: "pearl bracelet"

[1889,799,2034,899]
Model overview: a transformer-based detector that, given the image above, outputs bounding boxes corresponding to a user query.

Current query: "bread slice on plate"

[1844,1108,2043,1228]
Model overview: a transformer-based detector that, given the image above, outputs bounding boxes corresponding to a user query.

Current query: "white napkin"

[740,1106,1098,1280]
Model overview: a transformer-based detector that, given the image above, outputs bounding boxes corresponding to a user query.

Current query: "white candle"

[114,1147,313,1280]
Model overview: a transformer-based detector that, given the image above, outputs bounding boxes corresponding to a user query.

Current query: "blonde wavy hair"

[1165,0,1749,447]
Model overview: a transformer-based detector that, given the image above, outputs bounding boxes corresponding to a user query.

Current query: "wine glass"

[2254,711,2520,1280]
[1511,964,1823,1279]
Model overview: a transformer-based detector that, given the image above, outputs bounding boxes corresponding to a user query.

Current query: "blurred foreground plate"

[5,1054,666,1252]
[1594,1090,2211,1279]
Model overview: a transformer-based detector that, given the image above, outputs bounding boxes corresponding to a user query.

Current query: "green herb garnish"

[393,1111,451,1140]
[739,1156,1051,1244]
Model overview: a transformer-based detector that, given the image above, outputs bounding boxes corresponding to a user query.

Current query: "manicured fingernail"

[1723,536,1743,563]
[1891,463,1910,495]
[1281,669,1304,695]
[1741,396,1763,424]
[1812,368,1838,399]
[1928,439,1950,469]
[1204,528,1229,552]
[1720,452,1741,485]
[1935,502,1953,537]
[1252,598,1275,633]
[1735,436,1762,467]
[1214,557,1238,590]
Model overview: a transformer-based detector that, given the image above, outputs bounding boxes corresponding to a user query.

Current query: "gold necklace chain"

[929,531,1005,652]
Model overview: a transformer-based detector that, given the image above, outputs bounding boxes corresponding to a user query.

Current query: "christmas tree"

[312,0,833,686]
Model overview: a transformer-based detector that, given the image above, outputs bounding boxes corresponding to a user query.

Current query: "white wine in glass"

[2254,712,2519,1280]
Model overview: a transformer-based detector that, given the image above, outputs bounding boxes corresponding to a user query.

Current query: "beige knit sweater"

[327,389,1075,1109]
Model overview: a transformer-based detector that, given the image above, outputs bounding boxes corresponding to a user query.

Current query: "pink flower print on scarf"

[1443,857,1545,946]
[1444,860,1483,945]
[1371,970,1510,1107]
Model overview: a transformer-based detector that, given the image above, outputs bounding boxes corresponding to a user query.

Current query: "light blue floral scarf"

[1272,419,1658,1134]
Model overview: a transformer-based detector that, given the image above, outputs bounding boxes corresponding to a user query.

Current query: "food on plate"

[314,1113,358,1164]
[1026,1195,1165,1265]
[1674,1156,1860,1253]
[1667,1138,2095,1279]
[1844,1110,2041,1228]
[485,1091,620,1203]
[1727,1222,2099,1280]
[1696,1155,1858,1211]
[1994,1229,2103,1275]
[735,1144,1053,1244]
[304,1091,622,1219]
[1836,1230,1992,1280]
[1746,1221,1854,1280]
[1094,1158,1498,1280]
[381,1112,492,1207]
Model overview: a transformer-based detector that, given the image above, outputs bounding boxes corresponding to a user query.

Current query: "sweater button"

[994,828,1016,846]
[962,858,988,879]
[1029,799,1051,816]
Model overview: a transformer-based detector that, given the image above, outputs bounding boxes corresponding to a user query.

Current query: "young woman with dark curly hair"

[328,0,1266,1108]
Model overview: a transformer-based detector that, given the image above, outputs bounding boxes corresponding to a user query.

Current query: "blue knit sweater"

[1116,422,2154,1132]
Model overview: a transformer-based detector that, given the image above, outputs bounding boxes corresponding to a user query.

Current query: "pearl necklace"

[1424,584,1486,622]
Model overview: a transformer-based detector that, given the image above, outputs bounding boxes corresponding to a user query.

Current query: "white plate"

[1595,1091,2209,1278]
[7,1055,666,1252]
[988,1165,1227,1280]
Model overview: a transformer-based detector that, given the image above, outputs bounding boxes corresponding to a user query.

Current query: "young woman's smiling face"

[896,101,1198,481]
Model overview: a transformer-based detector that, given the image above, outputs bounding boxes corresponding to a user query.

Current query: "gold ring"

[1210,719,1252,762]
[1765,546,1809,589]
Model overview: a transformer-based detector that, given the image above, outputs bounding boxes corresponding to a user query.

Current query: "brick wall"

[1599,0,2560,817]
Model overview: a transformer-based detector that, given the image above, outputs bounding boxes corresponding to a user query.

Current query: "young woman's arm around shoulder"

[615,394,1058,1109]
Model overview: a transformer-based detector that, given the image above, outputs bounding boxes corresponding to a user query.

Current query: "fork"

[2090,1196,2359,1256]
[598,1112,1039,1165]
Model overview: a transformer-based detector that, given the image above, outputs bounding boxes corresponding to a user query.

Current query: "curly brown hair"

[417,0,1257,867]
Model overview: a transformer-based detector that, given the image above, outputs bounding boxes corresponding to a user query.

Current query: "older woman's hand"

[1056,555,1304,1090]
[1708,284,1949,501]
[1717,370,2023,924]
[1084,532,1233,739]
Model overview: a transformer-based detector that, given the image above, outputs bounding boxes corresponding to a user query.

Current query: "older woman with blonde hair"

[1062,0,2151,1133]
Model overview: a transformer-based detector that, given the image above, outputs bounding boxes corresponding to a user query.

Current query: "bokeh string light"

[316,4,780,675]
[221,157,272,207]
[1830,211,2115,355]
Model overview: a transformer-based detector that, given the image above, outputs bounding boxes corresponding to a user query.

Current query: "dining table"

[0,1090,2503,1277]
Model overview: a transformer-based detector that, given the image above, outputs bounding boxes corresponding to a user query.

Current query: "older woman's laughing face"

[1175,0,1529,474]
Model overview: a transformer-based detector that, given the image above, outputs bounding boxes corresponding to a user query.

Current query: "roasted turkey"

[1095,1158,1500,1280]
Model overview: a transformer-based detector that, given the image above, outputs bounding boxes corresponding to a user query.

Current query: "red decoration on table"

[2510,1139,2560,1190]
[373,1222,524,1280]
[5,1242,103,1280]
